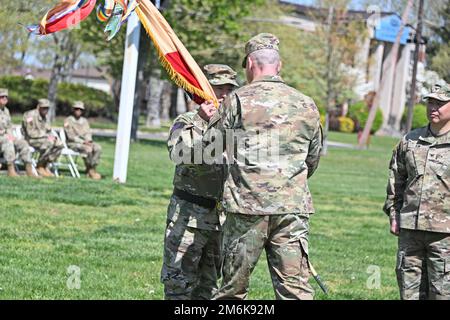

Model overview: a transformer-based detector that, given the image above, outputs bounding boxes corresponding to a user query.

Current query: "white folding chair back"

[51,129,81,178]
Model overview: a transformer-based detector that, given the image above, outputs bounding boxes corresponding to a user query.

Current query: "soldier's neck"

[0,104,5,109]
[430,121,450,136]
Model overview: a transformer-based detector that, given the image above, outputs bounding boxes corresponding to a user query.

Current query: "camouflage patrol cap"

[423,83,450,102]
[203,64,239,87]
[73,101,85,110]
[37,98,50,108]
[0,88,8,96]
[242,33,280,68]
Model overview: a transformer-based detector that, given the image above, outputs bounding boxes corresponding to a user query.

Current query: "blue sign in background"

[375,14,411,45]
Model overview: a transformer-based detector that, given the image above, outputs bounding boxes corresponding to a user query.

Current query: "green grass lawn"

[0,132,401,300]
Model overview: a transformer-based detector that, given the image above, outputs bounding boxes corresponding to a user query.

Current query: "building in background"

[278,1,431,135]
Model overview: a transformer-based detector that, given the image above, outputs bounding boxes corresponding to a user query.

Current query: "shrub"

[320,114,326,127]
[338,116,355,133]
[401,104,428,130]
[348,101,383,133]
[0,75,114,118]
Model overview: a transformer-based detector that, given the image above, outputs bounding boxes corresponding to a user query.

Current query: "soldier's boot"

[87,167,101,180]
[37,163,52,177]
[25,163,40,178]
[45,167,55,177]
[7,164,19,177]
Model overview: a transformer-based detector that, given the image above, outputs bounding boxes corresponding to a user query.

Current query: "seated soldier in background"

[0,88,37,177]
[64,101,102,180]
[22,99,63,177]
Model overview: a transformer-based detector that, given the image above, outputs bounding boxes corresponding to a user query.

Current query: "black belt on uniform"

[173,188,217,209]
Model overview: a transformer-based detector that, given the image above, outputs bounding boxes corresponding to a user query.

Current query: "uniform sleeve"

[64,119,84,144]
[306,122,323,178]
[22,113,39,139]
[167,113,206,163]
[82,120,93,142]
[383,138,408,218]
[203,93,240,156]
[5,109,13,135]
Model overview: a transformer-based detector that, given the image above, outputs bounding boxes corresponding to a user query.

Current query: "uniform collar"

[418,125,450,145]
[251,75,284,84]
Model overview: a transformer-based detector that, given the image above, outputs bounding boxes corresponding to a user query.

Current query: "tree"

[428,1,450,82]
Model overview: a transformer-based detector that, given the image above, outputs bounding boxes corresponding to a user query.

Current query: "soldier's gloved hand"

[6,134,15,142]
[48,135,56,142]
[390,215,399,236]
[198,100,217,121]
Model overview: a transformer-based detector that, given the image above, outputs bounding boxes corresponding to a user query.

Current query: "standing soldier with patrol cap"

[384,83,450,300]
[201,33,323,300]
[0,88,37,177]
[22,99,63,177]
[64,101,102,180]
[161,64,239,300]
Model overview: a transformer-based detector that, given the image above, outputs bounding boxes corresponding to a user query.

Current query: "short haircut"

[249,49,280,67]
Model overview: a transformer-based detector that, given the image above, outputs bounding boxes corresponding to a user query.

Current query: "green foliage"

[0,76,114,117]
[402,104,429,130]
[427,0,450,82]
[164,0,265,70]
[348,101,384,133]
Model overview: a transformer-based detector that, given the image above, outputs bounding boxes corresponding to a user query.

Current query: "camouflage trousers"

[214,213,314,300]
[29,137,63,164]
[161,195,223,300]
[68,142,102,168]
[396,229,450,300]
[0,136,32,163]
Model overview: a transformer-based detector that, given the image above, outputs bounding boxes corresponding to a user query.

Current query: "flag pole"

[113,12,141,183]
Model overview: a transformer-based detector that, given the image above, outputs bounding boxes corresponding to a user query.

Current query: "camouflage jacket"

[0,106,12,136]
[383,126,450,233]
[22,109,52,142]
[207,75,323,216]
[64,116,93,144]
[168,110,226,201]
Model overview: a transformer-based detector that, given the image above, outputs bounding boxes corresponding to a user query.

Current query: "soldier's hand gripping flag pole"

[308,260,328,295]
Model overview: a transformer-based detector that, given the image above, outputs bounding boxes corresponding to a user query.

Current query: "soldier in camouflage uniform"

[384,83,450,300]
[64,101,102,180]
[0,88,36,177]
[22,99,63,177]
[200,33,323,300]
[161,64,239,300]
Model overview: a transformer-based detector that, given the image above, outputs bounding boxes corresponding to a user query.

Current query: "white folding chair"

[52,129,81,178]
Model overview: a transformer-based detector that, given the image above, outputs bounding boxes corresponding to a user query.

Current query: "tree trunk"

[145,76,164,127]
[322,6,334,156]
[47,32,72,121]
[160,81,172,122]
[358,0,414,148]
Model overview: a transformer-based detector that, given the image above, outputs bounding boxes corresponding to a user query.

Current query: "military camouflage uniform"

[22,106,63,165]
[384,84,450,300]
[161,64,238,300]
[64,116,102,169]
[210,33,323,300]
[0,105,32,165]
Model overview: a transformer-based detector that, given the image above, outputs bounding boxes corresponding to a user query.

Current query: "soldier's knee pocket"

[430,256,450,297]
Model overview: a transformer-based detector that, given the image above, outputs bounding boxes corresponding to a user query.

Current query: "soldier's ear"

[277,61,282,75]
